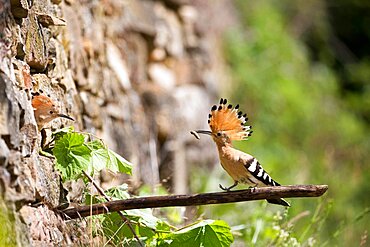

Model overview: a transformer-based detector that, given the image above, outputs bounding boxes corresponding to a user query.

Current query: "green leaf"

[106,186,162,230]
[105,184,130,200]
[124,208,161,230]
[52,126,74,140]
[157,220,233,247]
[85,140,132,175]
[85,185,130,206]
[108,149,133,175]
[86,140,109,172]
[53,133,91,181]
[92,185,172,246]
[100,210,169,245]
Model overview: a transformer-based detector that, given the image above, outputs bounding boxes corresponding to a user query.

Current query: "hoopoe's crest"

[31,92,74,129]
[32,94,56,111]
[192,98,290,207]
[208,98,252,141]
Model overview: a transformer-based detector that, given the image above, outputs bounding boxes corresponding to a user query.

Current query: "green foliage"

[53,132,91,181]
[52,128,232,246]
[201,0,370,246]
[87,140,132,175]
[52,127,132,181]
[157,220,233,247]
[88,186,233,246]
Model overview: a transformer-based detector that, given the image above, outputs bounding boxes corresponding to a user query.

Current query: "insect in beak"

[190,130,212,139]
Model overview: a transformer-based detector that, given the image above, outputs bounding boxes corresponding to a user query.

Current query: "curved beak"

[58,114,75,121]
[194,130,212,135]
[190,130,212,140]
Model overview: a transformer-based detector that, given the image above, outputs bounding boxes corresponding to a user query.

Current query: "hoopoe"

[192,98,290,207]
[31,93,74,130]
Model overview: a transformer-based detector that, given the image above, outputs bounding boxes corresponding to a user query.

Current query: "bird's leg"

[219,181,239,191]
[248,185,258,193]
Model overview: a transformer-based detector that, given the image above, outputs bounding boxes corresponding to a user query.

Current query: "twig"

[62,184,328,220]
[82,171,143,247]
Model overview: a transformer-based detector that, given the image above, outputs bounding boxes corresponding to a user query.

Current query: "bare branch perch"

[61,185,328,220]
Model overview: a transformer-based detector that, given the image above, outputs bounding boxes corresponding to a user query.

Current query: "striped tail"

[267,198,290,207]
[245,158,291,207]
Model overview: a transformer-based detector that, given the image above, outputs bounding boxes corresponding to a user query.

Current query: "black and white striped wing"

[244,158,281,187]
[243,157,290,206]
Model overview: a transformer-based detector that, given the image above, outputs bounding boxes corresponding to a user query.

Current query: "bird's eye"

[217,132,221,137]
[49,110,54,114]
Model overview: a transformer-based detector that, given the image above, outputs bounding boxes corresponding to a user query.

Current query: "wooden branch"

[61,185,328,220]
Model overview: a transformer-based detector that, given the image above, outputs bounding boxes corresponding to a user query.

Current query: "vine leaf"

[53,131,132,181]
[86,140,132,175]
[108,149,132,175]
[158,220,234,247]
[53,132,91,181]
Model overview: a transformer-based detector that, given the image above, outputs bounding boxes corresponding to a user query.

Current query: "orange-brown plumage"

[32,94,55,110]
[31,94,74,129]
[192,98,290,207]
[208,98,252,141]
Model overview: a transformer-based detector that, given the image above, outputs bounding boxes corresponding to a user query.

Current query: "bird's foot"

[219,181,239,191]
[219,184,230,191]
[248,186,257,193]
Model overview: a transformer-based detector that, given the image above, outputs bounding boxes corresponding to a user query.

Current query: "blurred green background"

[190,1,370,246]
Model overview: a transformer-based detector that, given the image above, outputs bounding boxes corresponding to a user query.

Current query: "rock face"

[0,0,236,245]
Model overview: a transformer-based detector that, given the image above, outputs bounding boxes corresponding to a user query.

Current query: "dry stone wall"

[0,0,236,245]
